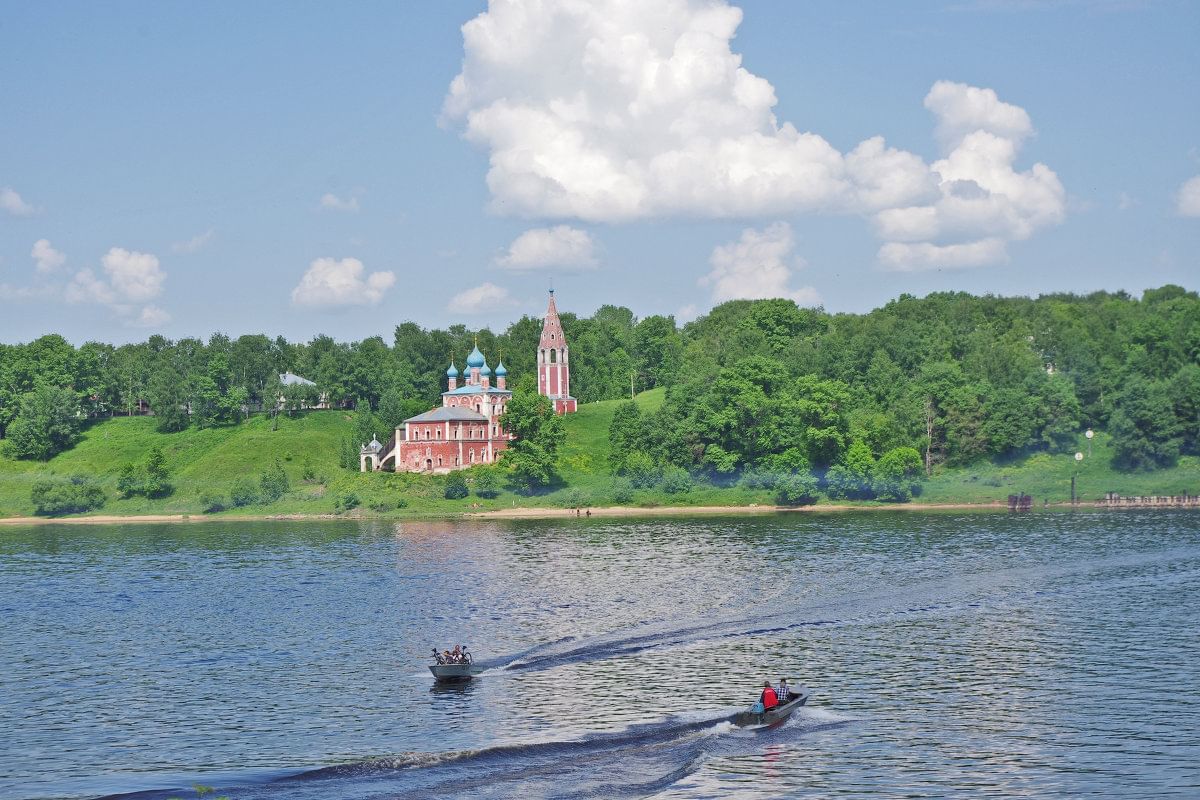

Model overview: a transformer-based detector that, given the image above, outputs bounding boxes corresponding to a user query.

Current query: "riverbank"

[8,498,1187,526]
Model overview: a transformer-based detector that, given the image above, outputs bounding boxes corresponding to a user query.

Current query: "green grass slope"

[2,390,1197,519]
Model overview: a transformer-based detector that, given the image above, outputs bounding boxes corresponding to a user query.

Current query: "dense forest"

[2,287,1198,494]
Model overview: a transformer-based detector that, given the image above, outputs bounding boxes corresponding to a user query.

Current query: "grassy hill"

[1,388,1198,519]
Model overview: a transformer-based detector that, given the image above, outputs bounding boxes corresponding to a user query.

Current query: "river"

[2,511,1197,799]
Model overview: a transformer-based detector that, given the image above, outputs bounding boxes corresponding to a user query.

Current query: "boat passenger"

[777,678,792,703]
[451,645,463,663]
[760,681,779,710]
[443,649,453,663]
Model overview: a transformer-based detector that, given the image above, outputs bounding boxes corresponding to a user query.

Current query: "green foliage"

[623,451,661,488]
[117,462,142,498]
[501,383,566,490]
[300,459,317,481]
[1109,376,1183,470]
[114,446,172,498]
[259,458,290,502]
[872,447,925,501]
[7,384,82,460]
[198,491,226,513]
[825,441,875,500]
[334,491,360,511]
[775,472,819,506]
[444,472,469,500]
[473,467,500,498]
[610,478,635,504]
[660,465,693,494]
[31,475,105,515]
[229,477,258,507]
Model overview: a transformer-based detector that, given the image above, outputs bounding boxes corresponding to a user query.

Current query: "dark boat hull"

[730,692,809,727]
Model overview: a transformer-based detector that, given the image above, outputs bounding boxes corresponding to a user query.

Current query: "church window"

[437,456,443,466]
[436,429,442,440]
[549,349,556,363]
[476,403,481,413]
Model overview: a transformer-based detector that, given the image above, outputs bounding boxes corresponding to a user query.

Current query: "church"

[360,290,576,473]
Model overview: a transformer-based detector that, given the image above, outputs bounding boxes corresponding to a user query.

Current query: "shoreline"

[2,499,1180,526]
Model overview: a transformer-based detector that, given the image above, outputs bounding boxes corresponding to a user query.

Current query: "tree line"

[2,286,1198,480]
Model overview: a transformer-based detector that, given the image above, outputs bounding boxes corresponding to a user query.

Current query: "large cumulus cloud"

[445,0,1064,270]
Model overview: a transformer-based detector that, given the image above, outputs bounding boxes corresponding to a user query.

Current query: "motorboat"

[429,662,483,682]
[730,690,810,727]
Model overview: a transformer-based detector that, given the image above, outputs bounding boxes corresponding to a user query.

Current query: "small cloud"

[291,257,395,307]
[448,281,516,314]
[1,187,35,216]
[700,222,820,305]
[1177,175,1200,217]
[31,239,66,273]
[877,237,1008,271]
[171,228,215,253]
[1117,192,1139,211]
[320,192,360,213]
[496,226,598,271]
[64,246,169,327]
[676,304,700,323]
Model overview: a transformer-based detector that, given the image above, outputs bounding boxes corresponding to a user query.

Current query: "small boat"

[429,662,484,682]
[730,690,810,728]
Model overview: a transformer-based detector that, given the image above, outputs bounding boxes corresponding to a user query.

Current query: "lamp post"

[1072,451,1084,505]
[1085,428,1094,458]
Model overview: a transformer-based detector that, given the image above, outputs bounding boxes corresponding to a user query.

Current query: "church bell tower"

[537,289,577,414]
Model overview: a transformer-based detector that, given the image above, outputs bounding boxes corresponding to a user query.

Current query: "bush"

[229,478,258,507]
[31,475,105,516]
[368,498,393,512]
[660,465,693,494]
[611,478,635,504]
[115,447,174,499]
[301,460,317,482]
[473,468,500,498]
[740,468,777,490]
[559,488,591,508]
[444,472,469,500]
[775,473,819,506]
[117,462,142,499]
[259,459,290,502]
[334,491,360,511]
[198,491,226,513]
[624,452,661,488]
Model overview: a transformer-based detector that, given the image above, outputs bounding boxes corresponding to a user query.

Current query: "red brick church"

[360,290,576,473]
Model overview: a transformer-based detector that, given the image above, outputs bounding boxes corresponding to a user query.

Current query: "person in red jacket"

[760,681,779,710]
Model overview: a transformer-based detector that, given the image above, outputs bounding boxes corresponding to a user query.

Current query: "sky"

[1,0,1198,345]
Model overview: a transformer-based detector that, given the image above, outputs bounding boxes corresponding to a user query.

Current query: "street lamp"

[1085,428,1094,458]
[1072,451,1084,505]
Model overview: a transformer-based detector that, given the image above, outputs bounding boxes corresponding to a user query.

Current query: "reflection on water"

[1,512,1198,799]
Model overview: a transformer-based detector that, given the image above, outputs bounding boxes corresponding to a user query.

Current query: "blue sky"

[1,0,1198,344]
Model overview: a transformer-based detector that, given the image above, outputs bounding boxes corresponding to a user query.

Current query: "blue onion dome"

[481,360,492,377]
[495,360,507,377]
[467,345,485,368]
[446,361,459,378]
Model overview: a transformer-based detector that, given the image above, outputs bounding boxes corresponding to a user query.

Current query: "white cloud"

[31,239,66,274]
[445,2,1063,269]
[320,193,360,212]
[1,187,34,216]
[1177,176,1200,217]
[172,228,215,253]
[700,222,820,305]
[676,303,700,323]
[448,281,517,313]
[1117,192,1138,211]
[878,238,1009,271]
[496,226,597,270]
[291,257,395,307]
[64,247,169,327]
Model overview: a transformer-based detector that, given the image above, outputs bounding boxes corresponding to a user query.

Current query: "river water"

[1,511,1197,799]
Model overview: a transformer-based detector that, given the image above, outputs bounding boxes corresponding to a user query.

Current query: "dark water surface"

[2,511,1197,799]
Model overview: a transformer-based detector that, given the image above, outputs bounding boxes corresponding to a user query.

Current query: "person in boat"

[442,649,453,663]
[451,645,463,663]
[760,681,779,710]
[777,678,792,703]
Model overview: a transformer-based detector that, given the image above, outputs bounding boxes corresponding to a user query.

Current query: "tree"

[776,472,819,506]
[1109,376,1183,470]
[825,441,875,499]
[143,446,172,498]
[117,463,143,499]
[6,385,82,460]
[872,447,924,502]
[500,380,566,490]
[229,478,258,507]
[146,365,189,432]
[259,459,290,502]
[473,468,500,498]
[444,472,469,499]
[608,401,649,473]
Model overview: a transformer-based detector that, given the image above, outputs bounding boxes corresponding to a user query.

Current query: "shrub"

[198,491,226,513]
[872,446,924,502]
[334,491,360,511]
[660,465,693,494]
[740,468,777,490]
[624,452,661,488]
[115,447,173,499]
[559,488,590,508]
[775,473,819,506]
[229,478,258,507]
[259,459,290,502]
[444,472,469,500]
[31,475,105,516]
[473,468,500,498]
[117,462,143,499]
[301,460,317,482]
[394,496,408,509]
[611,478,635,504]
[368,498,393,512]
